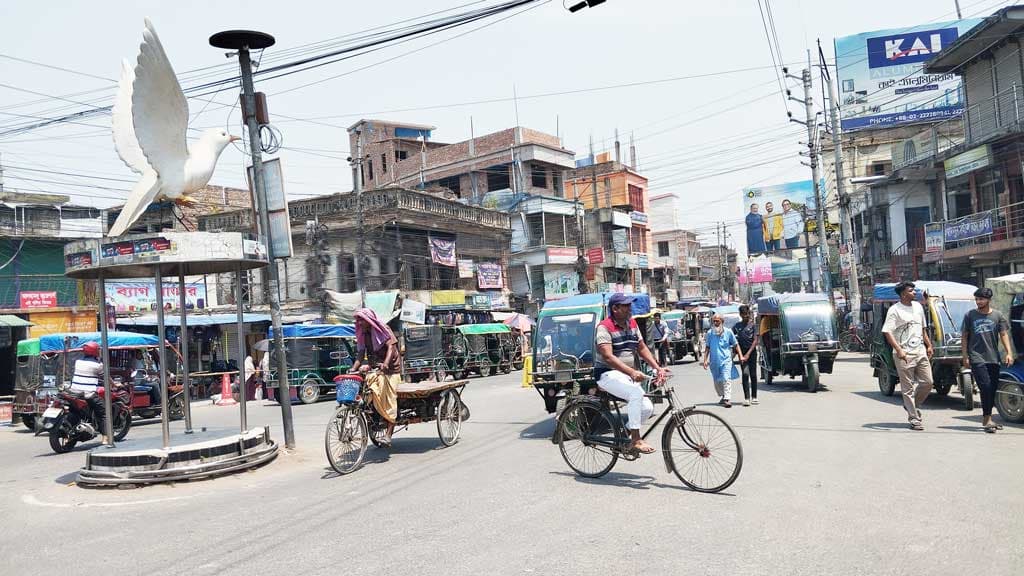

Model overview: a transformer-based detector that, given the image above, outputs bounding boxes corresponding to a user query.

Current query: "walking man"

[703,313,742,407]
[648,312,670,366]
[961,287,1013,433]
[732,305,760,406]
[881,281,934,430]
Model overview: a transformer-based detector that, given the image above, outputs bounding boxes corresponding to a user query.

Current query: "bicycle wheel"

[324,406,368,475]
[839,332,854,353]
[662,409,742,493]
[557,401,619,478]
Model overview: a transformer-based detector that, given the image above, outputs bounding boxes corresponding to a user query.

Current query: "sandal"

[984,426,997,434]
[630,442,656,454]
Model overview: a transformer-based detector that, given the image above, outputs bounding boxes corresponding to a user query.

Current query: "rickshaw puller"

[352,308,400,446]
[594,293,668,455]
[69,341,108,444]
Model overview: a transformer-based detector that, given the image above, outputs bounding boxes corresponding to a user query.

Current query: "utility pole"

[716,222,724,300]
[821,40,861,315]
[351,129,366,306]
[210,30,295,448]
[787,50,834,307]
[573,179,588,294]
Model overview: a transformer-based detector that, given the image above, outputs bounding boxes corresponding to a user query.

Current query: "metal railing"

[894,85,1024,170]
[925,200,1024,254]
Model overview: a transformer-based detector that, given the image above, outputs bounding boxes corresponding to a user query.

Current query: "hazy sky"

[0,0,1010,253]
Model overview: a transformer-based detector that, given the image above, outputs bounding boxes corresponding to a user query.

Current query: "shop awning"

[269,324,355,339]
[456,323,511,335]
[0,315,33,327]
[116,313,271,327]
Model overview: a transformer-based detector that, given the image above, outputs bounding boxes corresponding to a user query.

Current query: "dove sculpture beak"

[229,135,241,142]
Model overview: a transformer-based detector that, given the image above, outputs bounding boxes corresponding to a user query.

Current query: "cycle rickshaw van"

[455,323,513,377]
[985,274,1024,422]
[531,293,651,413]
[869,281,977,408]
[14,331,185,430]
[756,293,837,392]
[266,324,356,404]
[402,324,451,382]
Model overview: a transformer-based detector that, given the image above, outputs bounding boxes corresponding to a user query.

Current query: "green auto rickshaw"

[757,293,838,392]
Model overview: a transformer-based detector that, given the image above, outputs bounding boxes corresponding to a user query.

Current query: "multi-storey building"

[648,193,700,304]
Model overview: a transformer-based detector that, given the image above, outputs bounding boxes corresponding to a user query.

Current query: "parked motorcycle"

[42,384,132,454]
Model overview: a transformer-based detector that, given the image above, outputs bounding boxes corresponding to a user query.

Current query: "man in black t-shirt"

[732,305,760,406]
[961,287,1013,433]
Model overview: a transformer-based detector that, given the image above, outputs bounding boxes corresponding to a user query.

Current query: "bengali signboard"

[477,263,504,289]
[18,291,57,309]
[546,247,577,265]
[457,259,475,279]
[834,19,982,131]
[105,281,207,313]
[924,222,945,253]
[944,212,993,243]
[586,247,605,264]
[944,145,992,179]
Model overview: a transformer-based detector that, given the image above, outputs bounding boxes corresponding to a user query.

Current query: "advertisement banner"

[612,229,629,252]
[400,298,427,324]
[105,281,207,313]
[28,310,97,338]
[488,292,509,310]
[586,247,605,264]
[679,280,702,299]
[924,222,944,252]
[477,263,504,289]
[546,247,577,265]
[834,19,982,131]
[742,180,815,255]
[944,212,993,242]
[428,236,457,267]
[545,270,580,300]
[19,291,57,309]
[457,259,475,279]
[737,257,773,284]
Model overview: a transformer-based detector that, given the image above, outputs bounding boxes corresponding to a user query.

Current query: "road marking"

[21,493,195,508]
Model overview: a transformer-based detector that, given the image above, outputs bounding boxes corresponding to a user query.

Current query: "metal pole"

[801,52,834,305]
[236,263,247,433]
[823,55,861,315]
[97,270,114,445]
[154,266,170,449]
[178,271,193,433]
[237,45,295,448]
[352,129,366,307]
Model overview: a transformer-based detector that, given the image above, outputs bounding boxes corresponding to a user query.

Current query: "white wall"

[648,195,681,232]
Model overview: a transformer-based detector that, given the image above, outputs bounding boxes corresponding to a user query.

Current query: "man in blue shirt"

[703,313,742,407]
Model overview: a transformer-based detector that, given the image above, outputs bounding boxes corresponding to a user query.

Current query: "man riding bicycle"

[594,293,668,454]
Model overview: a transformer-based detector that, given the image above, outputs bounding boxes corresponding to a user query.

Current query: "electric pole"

[350,130,366,307]
[573,180,588,295]
[210,30,295,449]
[821,40,861,316]
[787,50,834,308]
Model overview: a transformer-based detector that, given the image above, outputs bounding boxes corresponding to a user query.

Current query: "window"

[396,150,409,161]
[487,166,510,192]
[628,184,644,210]
[531,165,547,188]
[657,241,670,257]
[437,175,461,196]
[381,153,388,175]
[366,158,374,182]
[553,171,563,197]
[871,162,890,176]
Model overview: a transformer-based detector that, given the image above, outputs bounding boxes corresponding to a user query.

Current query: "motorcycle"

[130,370,186,421]
[42,383,132,454]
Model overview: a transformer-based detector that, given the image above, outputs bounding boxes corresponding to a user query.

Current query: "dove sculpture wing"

[111,59,150,175]
[130,18,190,178]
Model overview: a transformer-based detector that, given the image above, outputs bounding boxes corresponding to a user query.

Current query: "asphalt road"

[1,355,1022,576]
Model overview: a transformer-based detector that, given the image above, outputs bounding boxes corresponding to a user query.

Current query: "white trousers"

[598,370,653,430]
[713,378,733,401]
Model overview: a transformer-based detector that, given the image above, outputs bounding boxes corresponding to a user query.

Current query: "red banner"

[19,291,57,309]
[586,247,605,265]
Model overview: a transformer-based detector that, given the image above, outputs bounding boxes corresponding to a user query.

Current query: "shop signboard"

[924,222,944,253]
[468,294,492,310]
[488,292,510,310]
[477,263,504,289]
[629,211,648,224]
[679,280,702,299]
[457,259,475,279]
[834,19,982,131]
[665,288,678,303]
[546,247,577,265]
[586,247,605,264]
[430,290,465,310]
[19,291,57,309]
[944,211,993,243]
[944,145,992,178]
[28,310,97,338]
[105,281,207,312]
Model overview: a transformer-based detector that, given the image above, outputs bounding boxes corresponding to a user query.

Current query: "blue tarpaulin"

[872,281,977,302]
[116,313,272,327]
[269,324,355,339]
[39,331,160,352]
[756,293,830,315]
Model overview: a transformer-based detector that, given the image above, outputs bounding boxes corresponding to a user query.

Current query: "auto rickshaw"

[402,324,452,382]
[531,292,651,413]
[715,304,742,331]
[454,323,513,377]
[756,293,838,392]
[986,274,1024,422]
[662,310,694,364]
[266,324,356,404]
[869,281,977,409]
[13,331,185,430]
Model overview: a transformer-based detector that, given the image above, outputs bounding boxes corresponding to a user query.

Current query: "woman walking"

[703,313,742,407]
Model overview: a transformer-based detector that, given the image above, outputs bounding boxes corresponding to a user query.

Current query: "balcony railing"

[894,85,1024,170]
[925,200,1024,256]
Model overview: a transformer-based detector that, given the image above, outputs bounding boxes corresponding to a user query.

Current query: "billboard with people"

[742,180,816,255]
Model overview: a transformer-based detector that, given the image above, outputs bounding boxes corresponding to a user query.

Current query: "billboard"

[742,180,816,255]
[835,19,982,131]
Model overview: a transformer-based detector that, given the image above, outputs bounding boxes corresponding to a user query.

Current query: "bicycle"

[839,326,868,352]
[556,374,743,493]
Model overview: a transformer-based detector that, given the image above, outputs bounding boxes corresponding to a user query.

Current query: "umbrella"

[503,313,534,332]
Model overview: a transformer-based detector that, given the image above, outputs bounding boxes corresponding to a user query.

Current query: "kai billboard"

[835,19,982,131]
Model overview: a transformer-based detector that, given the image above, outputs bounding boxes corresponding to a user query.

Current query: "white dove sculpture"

[109,19,239,237]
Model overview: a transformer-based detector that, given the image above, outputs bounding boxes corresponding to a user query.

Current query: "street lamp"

[568,0,607,13]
